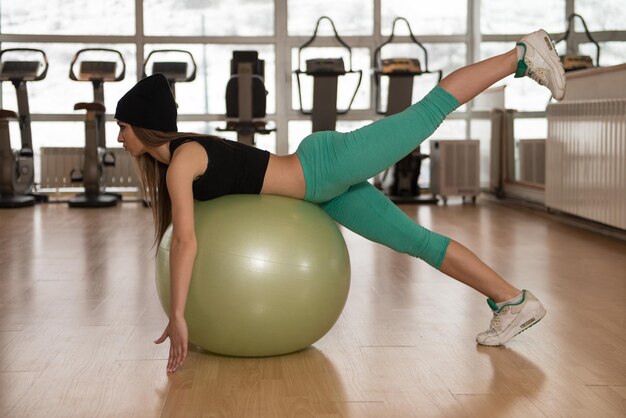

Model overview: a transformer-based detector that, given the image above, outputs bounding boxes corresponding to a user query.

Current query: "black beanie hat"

[115,73,178,132]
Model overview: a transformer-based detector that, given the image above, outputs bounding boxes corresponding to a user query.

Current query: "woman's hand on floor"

[154,315,189,373]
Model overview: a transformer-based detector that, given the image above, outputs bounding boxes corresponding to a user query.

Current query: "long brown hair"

[131,126,213,248]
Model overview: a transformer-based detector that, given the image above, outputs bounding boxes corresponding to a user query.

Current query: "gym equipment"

[294,16,363,132]
[218,50,275,146]
[555,14,600,72]
[68,48,126,208]
[430,139,480,206]
[142,49,197,100]
[156,194,351,357]
[0,48,49,208]
[372,17,442,204]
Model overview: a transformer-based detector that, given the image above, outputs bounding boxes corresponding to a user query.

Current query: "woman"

[116,30,565,373]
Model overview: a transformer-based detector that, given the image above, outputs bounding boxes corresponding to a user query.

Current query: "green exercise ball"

[155,194,351,357]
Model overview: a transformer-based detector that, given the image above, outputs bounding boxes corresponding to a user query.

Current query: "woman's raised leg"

[295,30,565,203]
[441,29,565,103]
[439,49,517,105]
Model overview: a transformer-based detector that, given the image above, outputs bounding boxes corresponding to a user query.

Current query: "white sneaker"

[476,290,546,346]
[516,29,566,100]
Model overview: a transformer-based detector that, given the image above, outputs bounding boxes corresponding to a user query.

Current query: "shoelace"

[525,59,548,86]
[489,306,510,331]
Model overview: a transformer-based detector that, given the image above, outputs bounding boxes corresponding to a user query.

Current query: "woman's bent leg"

[439,240,520,303]
[320,181,520,302]
[320,182,451,269]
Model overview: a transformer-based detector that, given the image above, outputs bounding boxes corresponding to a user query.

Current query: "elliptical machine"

[218,50,275,146]
[68,48,125,208]
[143,49,197,99]
[373,17,442,204]
[294,16,363,132]
[0,48,49,208]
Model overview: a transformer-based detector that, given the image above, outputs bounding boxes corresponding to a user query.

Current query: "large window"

[481,0,566,34]
[1,0,135,35]
[0,0,624,161]
[580,42,626,67]
[575,0,625,31]
[0,43,137,115]
[144,0,274,36]
[381,0,467,35]
[288,0,373,36]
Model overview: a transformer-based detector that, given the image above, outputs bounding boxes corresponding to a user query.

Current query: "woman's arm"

[167,163,197,318]
[155,142,207,372]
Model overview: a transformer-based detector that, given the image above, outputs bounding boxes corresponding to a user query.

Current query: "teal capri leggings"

[296,86,460,269]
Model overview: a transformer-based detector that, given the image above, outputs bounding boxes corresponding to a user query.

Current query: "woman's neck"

[149,143,171,165]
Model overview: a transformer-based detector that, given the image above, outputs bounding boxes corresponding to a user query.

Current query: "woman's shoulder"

[169,140,209,177]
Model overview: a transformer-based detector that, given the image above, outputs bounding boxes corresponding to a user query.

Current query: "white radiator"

[40,147,141,189]
[519,139,546,185]
[430,139,480,205]
[546,99,626,230]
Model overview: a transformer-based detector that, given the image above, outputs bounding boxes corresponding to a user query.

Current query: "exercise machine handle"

[0,48,49,81]
[554,13,600,67]
[373,17,432,73]
[69,48,126,81]
[294,16,363,116]
[372,17,443,115]
[296,16,355,72]
[293,67,363,116]
[142,49,197,82]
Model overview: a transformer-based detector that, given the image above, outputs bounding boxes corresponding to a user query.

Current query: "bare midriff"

[260,153,307,199]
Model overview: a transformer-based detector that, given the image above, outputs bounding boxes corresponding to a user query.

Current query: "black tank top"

[169,136,270,201]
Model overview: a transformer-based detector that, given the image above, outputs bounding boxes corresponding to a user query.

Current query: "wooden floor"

[1,199,625,417]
